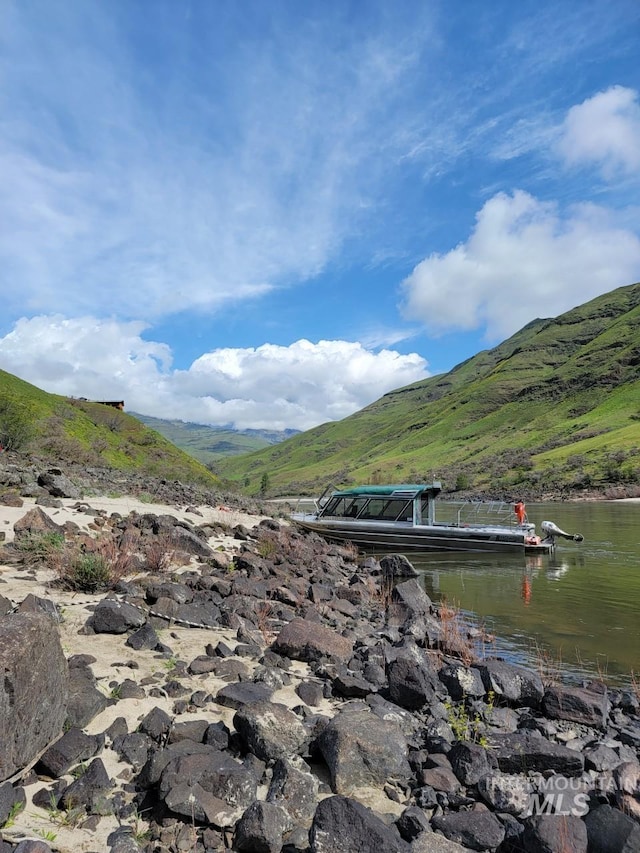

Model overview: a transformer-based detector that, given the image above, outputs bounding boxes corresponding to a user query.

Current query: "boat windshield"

[321,495,412,521]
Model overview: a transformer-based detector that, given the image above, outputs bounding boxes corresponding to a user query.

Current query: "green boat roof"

[332,482,442,497]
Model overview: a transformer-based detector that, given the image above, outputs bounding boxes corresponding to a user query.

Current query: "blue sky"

[1,0,639,430]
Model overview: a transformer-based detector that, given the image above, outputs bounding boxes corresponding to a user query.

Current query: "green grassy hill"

[130,412,298,466]
[0,372,218,487]
[216,282,640,498]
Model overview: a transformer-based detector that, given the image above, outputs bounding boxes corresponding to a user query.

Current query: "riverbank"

[0,484,639,853]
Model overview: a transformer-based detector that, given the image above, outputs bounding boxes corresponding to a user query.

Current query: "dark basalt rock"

[476,658,544,708]
[37,727,104,777]
[543,683,610,729]
[431,809,505,851]
[0,612,69,781]
[158,747,258,827]
[234,800,289,853]
[489,731,585,775]
[521,814,587,853]
[266,757,319,830]
[380,554,419,580]
[125,622,161,650]
[0,780,26,826]
[12,506,64,540]
[272,617,353,663]
[448,740,491,786]
[37,469,82,498]
[317,708,410,796]
[65,655,108,728]
[233,701,308,762]
[138,706,173,743]
[309,795,410,853]
[59,757,112,815]
[439,662,486,701]
[216,681,274,709]
[90,599,146,634]
[584,804,640,852]
[386,654,438,710]
[112,732,154,770]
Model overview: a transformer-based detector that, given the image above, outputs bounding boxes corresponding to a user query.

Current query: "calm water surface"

[404,501,640,687]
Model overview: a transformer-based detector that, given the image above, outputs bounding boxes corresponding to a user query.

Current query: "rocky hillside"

[0,370,219,489]
[216,282,640,499]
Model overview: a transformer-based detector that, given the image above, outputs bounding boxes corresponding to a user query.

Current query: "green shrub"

[15,531,65,563]
[64,553,113,592]
[0,399,35,450]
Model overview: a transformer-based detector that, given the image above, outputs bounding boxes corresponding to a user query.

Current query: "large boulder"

[522,815,587,853]
[233,701,308,762]
[490,731,584,776]
[387,653,438,710]
[234,801,289,853]
[266,757,319,830]
[158,747,258,827]
[431,810,506,851]
[317,709,410,795]
[0,612,69,781]
[37,469,81,499]
[272,617,353,663]
[584,804,640,852]
[475,658,544,707]
[12,506,63,541]
[310,795,410,853]
[91,599,146,634]
[543,684,609,728]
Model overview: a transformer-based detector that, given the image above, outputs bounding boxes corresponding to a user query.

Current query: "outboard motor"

[541,521,584,543]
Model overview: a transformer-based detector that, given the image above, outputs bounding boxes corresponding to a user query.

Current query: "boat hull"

[292,515,552,555]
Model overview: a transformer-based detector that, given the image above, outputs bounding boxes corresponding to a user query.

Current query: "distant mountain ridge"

[216,281,640,499]
[129,413,299,465]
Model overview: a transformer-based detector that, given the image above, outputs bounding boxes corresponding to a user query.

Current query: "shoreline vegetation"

[1,465,639,853]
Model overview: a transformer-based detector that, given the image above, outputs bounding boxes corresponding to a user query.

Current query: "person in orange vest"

[514,500,526,525]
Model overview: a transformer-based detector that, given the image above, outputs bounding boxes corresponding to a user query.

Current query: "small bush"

[0,399,35,451]
[56,538,134,592]
[15,531,65,564]
[63,553,113,592]
[256,534,278,559]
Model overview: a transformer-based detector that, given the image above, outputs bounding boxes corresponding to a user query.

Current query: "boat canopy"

[331,483,442,498]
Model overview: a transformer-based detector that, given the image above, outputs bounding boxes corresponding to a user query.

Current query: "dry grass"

[143,531,176,573]
[255,599,274,643]
[52,536,134,593]
[438,599,475,666]
[363,574,394,610]
[532,639,564,687]
[630,670,640,704]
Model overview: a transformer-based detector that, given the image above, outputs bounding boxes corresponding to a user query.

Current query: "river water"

[406,500,640,687]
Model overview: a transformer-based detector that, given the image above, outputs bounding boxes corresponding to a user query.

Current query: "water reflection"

[379,501,640,687]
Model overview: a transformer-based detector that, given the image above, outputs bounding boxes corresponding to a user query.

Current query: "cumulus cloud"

[400,190,640,341]
[0,319,428,431]
[556,86,640,178]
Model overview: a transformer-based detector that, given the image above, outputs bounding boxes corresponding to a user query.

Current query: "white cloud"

[556,86,640,179]
[400,190,640,340]
[0,1,436,322]
[0,319,429,431]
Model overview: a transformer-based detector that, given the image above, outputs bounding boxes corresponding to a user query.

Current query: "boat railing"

[437,499,518,528]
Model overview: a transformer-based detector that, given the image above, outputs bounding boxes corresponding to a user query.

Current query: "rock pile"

[0,500,639,853]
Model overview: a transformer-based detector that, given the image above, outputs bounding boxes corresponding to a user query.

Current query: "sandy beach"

[0,495,283,851]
